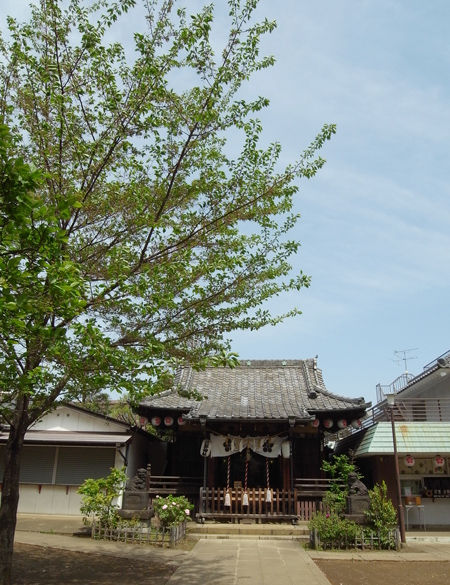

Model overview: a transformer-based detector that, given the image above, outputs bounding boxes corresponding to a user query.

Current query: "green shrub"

[322,490,346,516]
[78,467,127,527]
[365,481,398,547]
[309,511,359,549]
[321,454,361,486]
[153,494,193,527]
[321,454,361,513]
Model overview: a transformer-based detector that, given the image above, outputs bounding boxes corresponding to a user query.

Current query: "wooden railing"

[295,478,344,497]
[147,475,202,496]
[144,476,333,522]
[198,487,298,522]
[296,499,324,521]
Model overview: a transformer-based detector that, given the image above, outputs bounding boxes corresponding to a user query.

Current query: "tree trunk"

[0,399,29,585]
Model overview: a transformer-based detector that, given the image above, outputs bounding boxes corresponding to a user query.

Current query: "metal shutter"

[55,447,116,485]
[20,446,56,484]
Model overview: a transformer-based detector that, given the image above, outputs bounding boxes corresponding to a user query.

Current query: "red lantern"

[337,419,347,429]
[177,416,186,426]
[311,418,320,428]
[435,455,445,468]
[404,455,415,467]
[351,419,362,429]
[164,416,174,426]
[151,416,161,427]
[323,419,333,429]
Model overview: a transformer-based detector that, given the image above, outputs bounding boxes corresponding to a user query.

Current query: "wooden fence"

[310,527,400,551]
[198,487,299,522]
[91,521,186,547]
[142,475,338,523]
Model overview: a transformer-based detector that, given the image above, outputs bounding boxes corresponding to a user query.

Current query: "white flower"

[185,509,190,515]
[162,504,168,510]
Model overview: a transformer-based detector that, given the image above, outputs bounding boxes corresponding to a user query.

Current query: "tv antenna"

[393,348,418,374]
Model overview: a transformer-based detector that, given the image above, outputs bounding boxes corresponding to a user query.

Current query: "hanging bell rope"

[242,448,249,507]
[265,458,272,503]
[224,456,231,507]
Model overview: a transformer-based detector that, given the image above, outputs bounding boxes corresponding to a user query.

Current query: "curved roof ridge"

[311,385,367,406]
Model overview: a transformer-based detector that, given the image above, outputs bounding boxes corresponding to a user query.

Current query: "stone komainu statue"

[347,471,368,496]
[125,468,148,491]
[120,467,152,517]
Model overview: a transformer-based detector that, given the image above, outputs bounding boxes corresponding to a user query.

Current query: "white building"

[0,404,154,515]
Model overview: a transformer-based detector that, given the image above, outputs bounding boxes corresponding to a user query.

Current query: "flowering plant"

[153,494,193,527]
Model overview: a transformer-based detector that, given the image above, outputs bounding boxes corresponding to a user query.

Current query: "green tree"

[0,123,85,582]
[0,1,334,581]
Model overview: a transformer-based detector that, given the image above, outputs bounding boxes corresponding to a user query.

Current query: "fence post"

[310,527,319,550]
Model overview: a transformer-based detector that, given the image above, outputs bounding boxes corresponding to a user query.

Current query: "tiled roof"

[354,422,450,456]
[140,359,368,421]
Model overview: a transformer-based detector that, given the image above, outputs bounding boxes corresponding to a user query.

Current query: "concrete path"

[166,538,331,585]
[14,515,450,585]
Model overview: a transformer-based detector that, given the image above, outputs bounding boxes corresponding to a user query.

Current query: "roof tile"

[140,359,368,421]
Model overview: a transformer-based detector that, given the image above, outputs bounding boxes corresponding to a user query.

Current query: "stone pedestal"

[345,494,370,524]
[118,508,153,521]
[346,495,370,515]
[122,490,149,511]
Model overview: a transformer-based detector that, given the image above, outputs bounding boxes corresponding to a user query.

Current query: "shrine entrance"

[215,451,283,489]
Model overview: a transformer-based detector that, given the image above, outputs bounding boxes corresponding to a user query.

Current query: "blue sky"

[2,1,449,406]
[227,0,450,405]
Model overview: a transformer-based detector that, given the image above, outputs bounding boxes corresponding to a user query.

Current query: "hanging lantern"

[164,416,174,427]
[311,418,320,428]
[337,419,347,429]
[404,455,415,467]
[265,488,272,503]
[151,416,161,427]
[281,441,291,459]
[242,491,249,506]
[139,416,148,427]
[435,455,445,468]
[351,419,362,429]
[177,416,186,426]
[323,419,333,429]
[224,491,231,507]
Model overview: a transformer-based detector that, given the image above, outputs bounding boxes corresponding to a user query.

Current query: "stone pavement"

[166,538,330,585]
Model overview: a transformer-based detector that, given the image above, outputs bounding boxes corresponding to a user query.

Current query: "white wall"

[17,485,83,515]
[32,405,126,432]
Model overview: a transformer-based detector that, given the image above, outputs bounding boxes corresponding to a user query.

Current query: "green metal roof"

[355,422,450,457]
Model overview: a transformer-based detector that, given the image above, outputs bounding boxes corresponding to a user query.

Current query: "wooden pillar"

[200,416,207,490]
[282,458,291,491]
[207,457,215,487]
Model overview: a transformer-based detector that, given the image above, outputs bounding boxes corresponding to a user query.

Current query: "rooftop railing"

[330,397,450,441]
[361,397,450,429]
